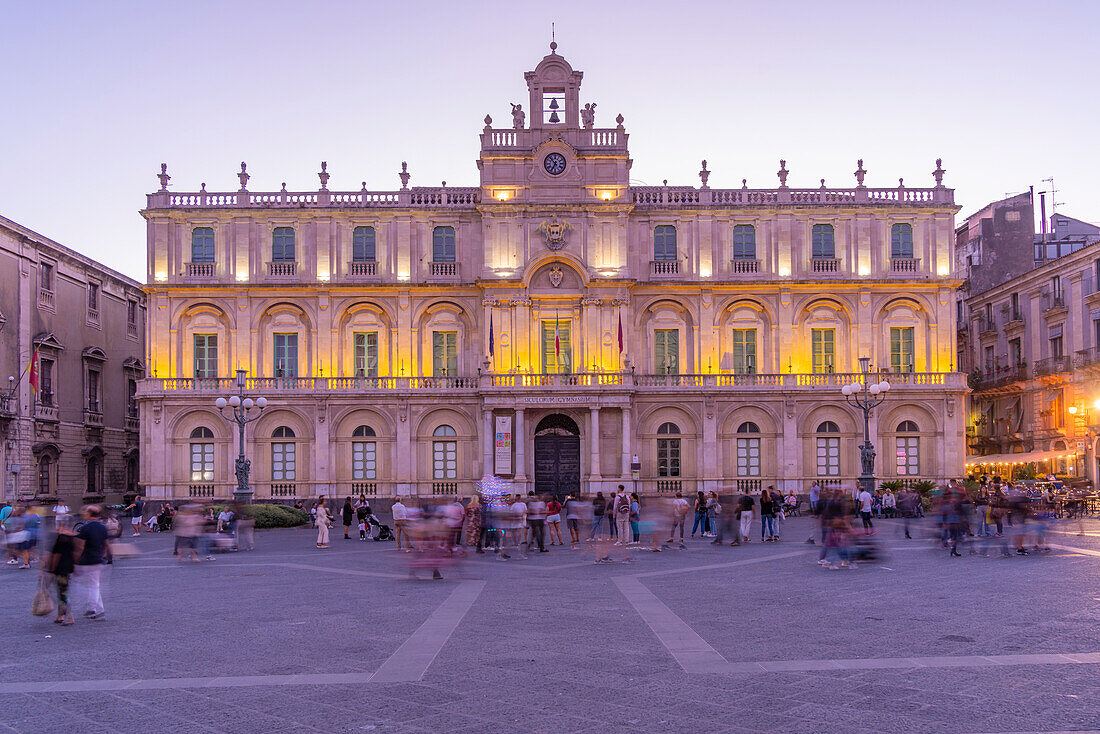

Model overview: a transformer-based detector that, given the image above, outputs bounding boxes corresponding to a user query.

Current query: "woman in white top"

[314,497,332,548]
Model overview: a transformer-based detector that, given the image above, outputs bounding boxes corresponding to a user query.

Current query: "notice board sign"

[494,415,512,475]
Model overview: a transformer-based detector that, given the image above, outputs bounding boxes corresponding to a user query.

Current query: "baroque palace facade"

[137,46,966,502]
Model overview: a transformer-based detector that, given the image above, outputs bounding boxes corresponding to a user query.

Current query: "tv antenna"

[1041,177,1063,213]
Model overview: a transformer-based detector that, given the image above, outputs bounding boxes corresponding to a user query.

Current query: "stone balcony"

[186,262,216,278]
[429,262,459,279]
[348,261,378,277]
[34,402,58,422]
[890,258,920,273]
[811,258,840,274]
[730,259,760,274]
[137,371,967,401]
[1034,356,1071,377]
[650,260,680,277]
[267,261,297,278]
[147,186,481,211]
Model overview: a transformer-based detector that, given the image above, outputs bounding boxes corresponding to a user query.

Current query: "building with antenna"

[137,45,965,502]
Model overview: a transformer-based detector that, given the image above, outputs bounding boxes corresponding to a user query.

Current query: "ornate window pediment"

[33,332,65,351]
[82,346,108,362]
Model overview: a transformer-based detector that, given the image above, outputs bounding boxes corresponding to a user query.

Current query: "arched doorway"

[533,414,581,499]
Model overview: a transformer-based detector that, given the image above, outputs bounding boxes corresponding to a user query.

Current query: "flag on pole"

[488,309,495,358]
[555,316,561,364]
[617,310,624,354]
[28,345,40,393]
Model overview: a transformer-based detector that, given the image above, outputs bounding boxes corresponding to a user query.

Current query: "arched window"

[353,226,376,263]
[654,225,677,261]
[816,421,840,476]
[732,225,756,260]
[272,426,296,481]
[433,226,456,263]
[272,227,295,262]
[38,455,52,496]
[736,422,761,476]
[86,453,102,495]
[433,424,457,479]
[811,224,835,259]
[896,421,919,476]
[657,422,681,477]
[190,427,214,482]
[191,227,215,263]
[891,224,914,259]
[352,425,376,481]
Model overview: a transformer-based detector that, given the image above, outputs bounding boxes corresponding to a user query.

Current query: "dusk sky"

[2,0,1097,281]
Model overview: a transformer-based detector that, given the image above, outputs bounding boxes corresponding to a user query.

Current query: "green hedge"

[215,504,308,529]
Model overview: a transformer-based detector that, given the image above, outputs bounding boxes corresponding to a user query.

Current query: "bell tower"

[525,42,583,130]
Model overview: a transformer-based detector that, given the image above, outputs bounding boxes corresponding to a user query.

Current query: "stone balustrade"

[633,185,952,207]
[147,186,481,210]
[811,258,840,273]
[890,258,920,273]
[137,371,966,398]
[731,259,760,274]
[479,127,626,152]
[348,261,378,277]
[187,262,215,277]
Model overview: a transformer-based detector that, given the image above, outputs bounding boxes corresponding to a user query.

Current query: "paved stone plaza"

[3,516,1099,733]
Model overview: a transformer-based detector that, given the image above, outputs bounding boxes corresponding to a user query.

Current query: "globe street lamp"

[841,356,891,496]
[215,369,267,504]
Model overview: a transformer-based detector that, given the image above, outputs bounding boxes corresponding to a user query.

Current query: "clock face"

[543,153,567,175]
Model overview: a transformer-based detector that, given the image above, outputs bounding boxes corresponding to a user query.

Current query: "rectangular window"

[433,439,457,479]
[890,327,915,373]
[190,442,214,482]
[896,437,919,475]
[736,437,761,476]
[433,227,456,262]
[984,345,995,373]
[654,329,679,374]
[352,226,376,262]
[811,224,835,259]
[984,303,993,325]
[816,437,840,476]
[353,332,379,377]
[38,458,51,496]
[1095,319,1100,349]
[1010,293,1020,320]
[1051,275,1062,299]
[657,438,681,477]
[732,225,756,260]
[541,321,571,374]
[127,300,138,325]
[352,441,377,480]
[432,331,458,377]
[273,333,298,377]
[194,334,218,379]
[1009,338,1022,366]
[272,441,296,480]
[732,329,757,374]
[40,262,53,292]
[39,358,54,406]
[87,369,100,411]
[1050,335,1064,359]
[811,329,835,374]
[88,282,99,312]
[128,379,138,416]
[653,226,677,261]
[272,228,295,262]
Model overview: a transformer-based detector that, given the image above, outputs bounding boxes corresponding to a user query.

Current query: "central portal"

[533,413,581,499]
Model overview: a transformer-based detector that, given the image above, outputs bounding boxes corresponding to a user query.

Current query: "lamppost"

[215,369,266,504]
[841,357,891,496]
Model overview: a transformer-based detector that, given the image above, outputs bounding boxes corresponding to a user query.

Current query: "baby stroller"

[369,515,394,541]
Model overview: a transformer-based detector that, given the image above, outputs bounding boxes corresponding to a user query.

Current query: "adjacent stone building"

[0,215,146,506]
[137,45,966,502]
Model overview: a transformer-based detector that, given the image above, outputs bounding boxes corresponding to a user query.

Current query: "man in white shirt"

[857,486,875,535]
[882,489,897,518]
[666,491,689,548]
[52,502,70,530]
[391,497,410,550]
[508,495,528,559]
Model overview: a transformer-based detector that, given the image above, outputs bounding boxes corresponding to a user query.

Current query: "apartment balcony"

[34,402,58,422]
[186,262,216,278]
[730,259,760,274]
[1003,310,1025,331]
[348,261,378,277]
[811,257,839,274]
[650,260,680,277]
[137,371,968,401]
[1042,294,1068,318]
[0,395,12,427]
[84,407,104,427]
[267,261,297,278]
[972,362,1028,390]
[977,318,998,340]
[1034,356,1071,377]
[428,261,459,279]
[125,414,140,432]
[890,258,920,273]
[1074,348,1100,371]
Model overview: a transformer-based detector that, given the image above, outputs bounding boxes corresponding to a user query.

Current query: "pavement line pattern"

[278,562,408,579]
[631,549,810,578]
[714,651,1100,674]
[369,580,486,683]
[613,575,731,673]
[1048,544,1100,558]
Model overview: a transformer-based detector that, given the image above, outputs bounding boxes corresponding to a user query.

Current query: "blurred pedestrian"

[629,492,642,544]
[392,497,410,550]
[463,495,482,550]
[563,493,582,548]
[589,491,607,540]
[760,487,777,541]
[44,514,77,625]
[666,491,688,548]
[857,485,874,535]
[738,488,754,543]
[175,504,202,562]
[690,490,707,538]
[613,486,631,546]
[73,505,110,620]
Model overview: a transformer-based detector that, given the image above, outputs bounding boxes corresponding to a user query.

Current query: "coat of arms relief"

[535,216,573,251]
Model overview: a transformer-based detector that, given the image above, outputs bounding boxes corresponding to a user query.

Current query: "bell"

[549,98,560,109]
[548,110,560,123]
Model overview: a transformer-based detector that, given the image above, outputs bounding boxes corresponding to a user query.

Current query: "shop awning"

[965,449,1077,467]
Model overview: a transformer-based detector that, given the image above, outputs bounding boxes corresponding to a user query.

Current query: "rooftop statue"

[510,103,525,130]
[581,102,597,129]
